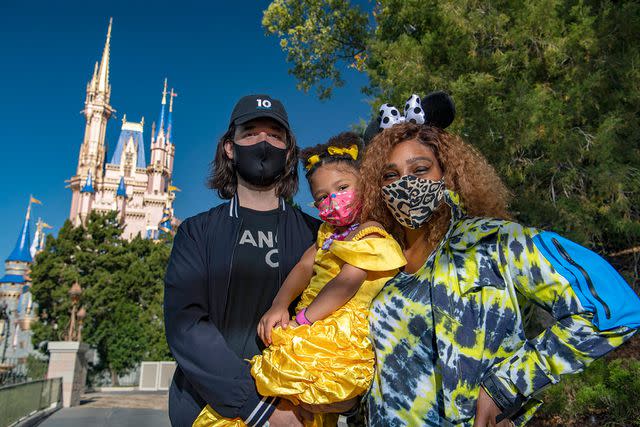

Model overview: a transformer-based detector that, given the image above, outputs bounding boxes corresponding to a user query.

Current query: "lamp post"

[67,281,82,341]
[76,307,86,343]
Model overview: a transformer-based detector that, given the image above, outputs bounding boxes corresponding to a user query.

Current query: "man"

[165,94,320,426]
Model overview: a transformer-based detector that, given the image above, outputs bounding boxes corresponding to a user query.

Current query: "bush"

[26,354,48,381]
[534,357,640,426]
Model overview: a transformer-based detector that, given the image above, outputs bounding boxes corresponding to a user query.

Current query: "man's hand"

[299,397,359,414]
[268,400,312,427]
[473,387,513,427]
[258,303,291,346]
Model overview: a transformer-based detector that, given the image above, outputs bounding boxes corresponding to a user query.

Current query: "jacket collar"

[443,189,466,222]
[228,194,287,218]
[443,189,506,252]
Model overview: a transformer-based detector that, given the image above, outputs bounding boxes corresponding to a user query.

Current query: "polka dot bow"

[378,94,425,129]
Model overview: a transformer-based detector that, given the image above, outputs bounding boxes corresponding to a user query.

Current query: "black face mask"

[233,141,287,187]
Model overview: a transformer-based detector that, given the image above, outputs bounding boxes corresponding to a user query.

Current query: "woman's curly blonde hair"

[360,123,512,248]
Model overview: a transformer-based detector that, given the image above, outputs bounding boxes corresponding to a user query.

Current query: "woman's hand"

[473,387,513,427]
[257,303,291,346]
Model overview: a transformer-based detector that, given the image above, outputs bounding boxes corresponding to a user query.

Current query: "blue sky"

[0,0,374,271]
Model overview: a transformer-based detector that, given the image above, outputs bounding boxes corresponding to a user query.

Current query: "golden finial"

[141,116,145,127]
[122,113,127,124]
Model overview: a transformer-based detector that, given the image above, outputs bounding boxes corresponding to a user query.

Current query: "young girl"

[194,132,406,427]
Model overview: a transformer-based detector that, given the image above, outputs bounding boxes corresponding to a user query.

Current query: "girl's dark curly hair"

[207,124,299,199]
[299,131,364,181]
[360,123,512,249]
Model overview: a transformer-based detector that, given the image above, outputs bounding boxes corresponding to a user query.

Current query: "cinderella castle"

[69,18,178,240]
[0,19,178,362]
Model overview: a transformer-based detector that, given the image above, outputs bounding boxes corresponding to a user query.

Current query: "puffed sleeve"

[329,227,406,272]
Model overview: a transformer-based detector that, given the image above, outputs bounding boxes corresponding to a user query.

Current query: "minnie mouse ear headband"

[363,91,456,145]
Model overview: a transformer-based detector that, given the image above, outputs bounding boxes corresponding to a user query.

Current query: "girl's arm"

[302,263,367,323]
[303,223,387,323]
[258,243,317,345]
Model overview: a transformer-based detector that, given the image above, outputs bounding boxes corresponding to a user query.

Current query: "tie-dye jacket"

[367,190,640,426]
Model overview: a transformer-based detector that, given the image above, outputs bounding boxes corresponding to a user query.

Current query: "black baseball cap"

[228,94,290,131]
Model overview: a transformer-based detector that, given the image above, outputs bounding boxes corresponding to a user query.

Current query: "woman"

[358,100,640,426]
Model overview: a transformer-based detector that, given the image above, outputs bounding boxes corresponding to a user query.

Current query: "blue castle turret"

[6,206,32,265]
[0,197,44,361]
[80,171,95,194]
[1,201,33,284]
[116,176,128,198]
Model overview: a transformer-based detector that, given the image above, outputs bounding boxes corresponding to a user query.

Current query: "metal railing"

[0,357,48,387]
[0,377,62,427]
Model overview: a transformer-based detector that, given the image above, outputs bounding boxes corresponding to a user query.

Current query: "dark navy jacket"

[164,196,320,427]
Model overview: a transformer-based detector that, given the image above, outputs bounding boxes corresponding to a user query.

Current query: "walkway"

[40,391,170,427]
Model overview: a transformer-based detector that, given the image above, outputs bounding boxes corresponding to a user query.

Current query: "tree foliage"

[264,0,640,286]
[533,357,640,426]
[263,0,369,99]
[30,211,172,380]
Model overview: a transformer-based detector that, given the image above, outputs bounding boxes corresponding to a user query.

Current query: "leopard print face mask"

[381,175,445,229]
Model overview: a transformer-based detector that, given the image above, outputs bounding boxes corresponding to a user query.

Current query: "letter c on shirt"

[266,248,279,268]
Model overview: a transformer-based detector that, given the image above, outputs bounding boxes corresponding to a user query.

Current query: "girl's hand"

[473,387,513,427]
[257,304,291,346]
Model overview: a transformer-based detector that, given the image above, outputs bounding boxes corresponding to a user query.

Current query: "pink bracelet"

[295,308,312,325]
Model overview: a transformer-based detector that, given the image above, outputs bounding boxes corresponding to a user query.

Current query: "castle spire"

[156,79,168,137]
[167,88,176,141]
[97,18,112,93]
[7,199,33,263]
[81,171,95,194]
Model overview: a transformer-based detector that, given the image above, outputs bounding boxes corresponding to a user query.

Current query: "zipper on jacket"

[551,238,611,319]
[222,219,243,316]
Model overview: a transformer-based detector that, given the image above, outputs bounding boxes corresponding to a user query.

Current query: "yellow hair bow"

[305,144,359,171]
[305,154,322,171]
[327,144,359,160]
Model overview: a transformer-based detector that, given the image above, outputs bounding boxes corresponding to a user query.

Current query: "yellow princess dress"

[194,224,406,427]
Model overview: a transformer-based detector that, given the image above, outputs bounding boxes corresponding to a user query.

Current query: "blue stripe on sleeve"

[533,231,640,330]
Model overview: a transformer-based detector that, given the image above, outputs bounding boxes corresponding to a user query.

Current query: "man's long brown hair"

[207,124,299,200]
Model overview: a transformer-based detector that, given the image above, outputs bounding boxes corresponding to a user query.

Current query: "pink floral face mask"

[317,189,361,227]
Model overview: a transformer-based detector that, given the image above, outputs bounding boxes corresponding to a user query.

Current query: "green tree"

[263,0,640,286]
[263,0,369,99]
[31,211,173,383]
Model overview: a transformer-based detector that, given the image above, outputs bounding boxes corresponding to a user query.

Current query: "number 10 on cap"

[257,99,272,108]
